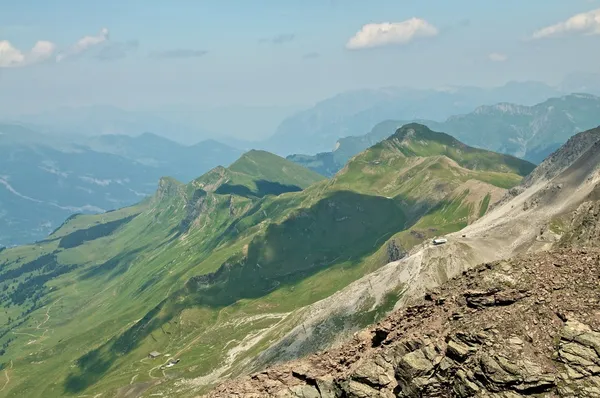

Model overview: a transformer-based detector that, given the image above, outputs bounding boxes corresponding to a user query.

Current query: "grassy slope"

[0,129,532,397]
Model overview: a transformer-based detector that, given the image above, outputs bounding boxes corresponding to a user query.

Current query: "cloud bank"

[0,40,56,67]
[56,28,109,62]
[532,8,600,39]
[346,18,438,50]
[0,27,138,67]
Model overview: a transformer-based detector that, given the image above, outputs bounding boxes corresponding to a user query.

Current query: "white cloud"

[488,52,508,62]
[0,39,56,68]
[56,28,109,62]
[0,27,111,67]
[532,8,600,39]
[346,18,438,50]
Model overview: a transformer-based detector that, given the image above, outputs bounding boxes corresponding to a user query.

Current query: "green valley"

[0,126,534,397]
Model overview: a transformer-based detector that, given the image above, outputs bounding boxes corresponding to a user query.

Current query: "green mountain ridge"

[289,94,600,176]
[0,126,532,397]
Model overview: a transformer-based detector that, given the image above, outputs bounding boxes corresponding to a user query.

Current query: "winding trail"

[11,298,64,346]
[0,360,13,393]
[36,298,63,340]
[11,332,38,338]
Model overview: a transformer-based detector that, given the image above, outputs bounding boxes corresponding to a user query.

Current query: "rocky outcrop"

[205,249,600,397]
[155,176,185,202]
[522,127,600,188]
[559,200,600,248]
[386,240,407,263]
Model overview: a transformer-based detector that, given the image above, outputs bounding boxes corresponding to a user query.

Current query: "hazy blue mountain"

[152,103,307,142]
[289,94,600,176]
[266,82,561,156]
[0,126,242,247]
[10,105,213,145]
[7,103,307,145]
[81,133,242,182]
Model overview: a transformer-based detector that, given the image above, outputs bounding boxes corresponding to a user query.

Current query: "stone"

[397,349,435,380]
[446,339,477,362]
[339,380,391,398]
[315,378,339,398]
[286,384,321,398]
[453,369,480,397]
[351,355,395,387]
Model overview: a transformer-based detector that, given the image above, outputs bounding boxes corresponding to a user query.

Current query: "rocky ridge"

[205,248,600,397]
[522,127,600,189]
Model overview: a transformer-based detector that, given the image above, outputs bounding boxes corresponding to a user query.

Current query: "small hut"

[148,351,161,359]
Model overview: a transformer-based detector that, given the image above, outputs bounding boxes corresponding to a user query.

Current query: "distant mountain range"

[289,94,600,176]
[263,81,564,156]
[4,78,600,157]
[4,79,592,155]
[10,105,214,144]
[0,125,241,247]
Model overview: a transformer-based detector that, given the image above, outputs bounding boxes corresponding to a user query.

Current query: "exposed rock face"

[559,200,600,248]
[204,249,600,397]
[386,240,406,263]
[522,127,600,188]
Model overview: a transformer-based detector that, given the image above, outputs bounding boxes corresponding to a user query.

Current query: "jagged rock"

[338,380,392,398]
[206,249,600,398]
[464,288,527,309]
[351,355,395,388]
[446,338,478,361]
[386,239,406,263]
[286,384,321,398]
[315,378,339,398]
[453,369,480,397]
[397,346,436,380]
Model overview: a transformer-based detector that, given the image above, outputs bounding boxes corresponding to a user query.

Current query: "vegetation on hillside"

[0,130,532,397]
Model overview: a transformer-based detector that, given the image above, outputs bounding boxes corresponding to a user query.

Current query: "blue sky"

[1,0,599,117]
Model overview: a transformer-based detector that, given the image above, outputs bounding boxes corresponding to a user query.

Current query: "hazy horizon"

[2,0,600,141]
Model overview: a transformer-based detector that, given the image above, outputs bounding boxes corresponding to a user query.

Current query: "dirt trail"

[174,313,291,392]
[11,298,63,345]
[0,360,13,393]
[37,298,61,331]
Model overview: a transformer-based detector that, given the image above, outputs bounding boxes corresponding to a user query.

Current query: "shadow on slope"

[215,179,303,198]
[62,190,411,393]
[80,247,148,281]
[58,215,138,249]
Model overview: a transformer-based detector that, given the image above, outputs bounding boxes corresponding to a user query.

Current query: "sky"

[1,0,600,122]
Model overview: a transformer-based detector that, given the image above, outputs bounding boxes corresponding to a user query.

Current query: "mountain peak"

[393,122,433,134]
[364,123,535,177]
[229,149,325,189]
[387,123,459,148]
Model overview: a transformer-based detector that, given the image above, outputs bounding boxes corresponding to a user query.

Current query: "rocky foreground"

[205,248,600,397]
